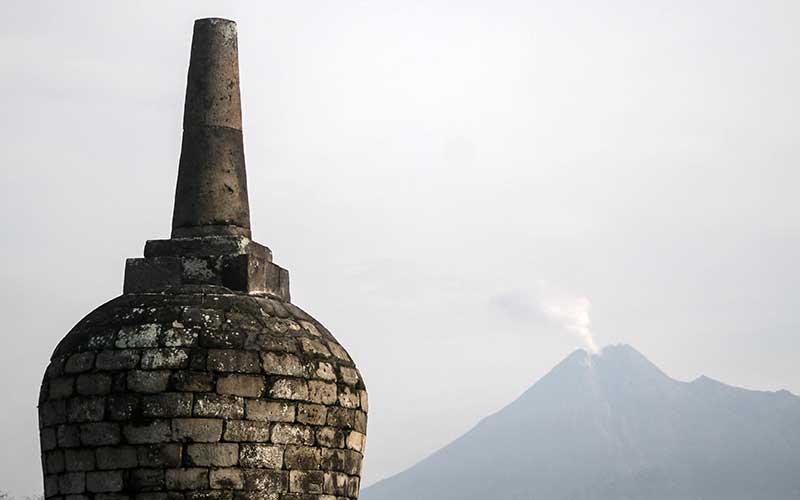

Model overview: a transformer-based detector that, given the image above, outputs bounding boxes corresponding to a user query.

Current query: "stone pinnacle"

[171,18,251,238]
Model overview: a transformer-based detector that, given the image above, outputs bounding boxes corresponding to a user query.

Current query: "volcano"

[362,345,800,500]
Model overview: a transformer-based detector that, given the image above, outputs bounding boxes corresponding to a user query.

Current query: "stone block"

[64,449,95,471]
[86,471,124,493]
[40,400,67,426]
[219,252,277,295]
[343,450,362,475]
[76,374,112,396]
[163,328,197,348]
[123,257,181,294]
[245,400,295,423]
[284,446,322,470]
[307,381,336,405]
[67,397,105,422]
[239,444,283,469]
[269,379,308,401]
[107,394,140,420]
[263,261,290,302]
[225,313,264,334]
[321,449,361,475]
[297,404,327,426]
[116,324,161,348]
[339,367,360,387]
[80,422,121,446]
[141,349,190,370]
[271,423,314,445]
[242,469,287,492]
[222,420,271,442]
[315,427,345,449]
[299,339,330,358]
[345,476,360,497]
[216,374,264,397]
[189,349,207,371]
[45,450,65,473]
[261,353,307,377]
[323,472,348,496]
[129,468,165,491]
[110,373,127,393]
[59,472,86,494]
[49,377,75,399]
[96,350,140,370]
[171,371,214,392]
[187,443,239,466]
[194,394,244,419]
[96,446,137,469]
[173,418,223,443]
[359,391,369,413]
[354,410,368,433]
[326,408,354,429]
[181,256,223,285]
[128,371,171,393]
[297,320,321,337]
[44,474,59,497]
[199,329,246,349]
[245,334,296,354]
[208,349,260,373]
[320,449,346,472]
[123,420,171,444]
[142,393,193,418]
[65,352,95,374]
[182,307,223,330]
[46,358,66,379]
[288,471,324,494]
[165,468,209,491]
[337,387,360,409]
[345,431,366,452]
[57,424,81,448]
[41,427,58,451]
[209,469,244,490]
[266,316,293,331]
[144,236,269,259]
[314,363,336,382]
[137,444,182,468]
[326,343,351,362]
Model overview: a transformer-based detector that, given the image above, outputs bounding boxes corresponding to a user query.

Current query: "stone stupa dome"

[37,18,367,500]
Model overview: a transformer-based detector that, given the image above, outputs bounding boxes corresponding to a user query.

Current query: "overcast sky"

[2,0,799,496]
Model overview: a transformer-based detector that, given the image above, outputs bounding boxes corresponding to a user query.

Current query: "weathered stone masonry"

[38,18,367,500]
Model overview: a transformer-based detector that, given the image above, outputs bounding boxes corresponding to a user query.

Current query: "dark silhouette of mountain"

[362,345,800,500]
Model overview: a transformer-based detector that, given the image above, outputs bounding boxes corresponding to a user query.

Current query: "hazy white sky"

[2,1,799,496]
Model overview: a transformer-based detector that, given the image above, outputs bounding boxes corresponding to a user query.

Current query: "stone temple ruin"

[38,18,367,500]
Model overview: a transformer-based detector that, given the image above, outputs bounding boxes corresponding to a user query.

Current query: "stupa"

[38,18,367,500]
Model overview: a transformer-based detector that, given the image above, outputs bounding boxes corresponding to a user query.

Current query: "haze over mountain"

[362,345,800,500]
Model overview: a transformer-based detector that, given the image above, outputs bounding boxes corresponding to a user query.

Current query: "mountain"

[361,345,800,500]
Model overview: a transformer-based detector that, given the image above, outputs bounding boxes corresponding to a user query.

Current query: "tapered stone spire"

[172,18,251,238]
[122,18,288,299]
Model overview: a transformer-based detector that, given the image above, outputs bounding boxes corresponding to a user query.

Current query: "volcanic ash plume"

[539,294,598,353]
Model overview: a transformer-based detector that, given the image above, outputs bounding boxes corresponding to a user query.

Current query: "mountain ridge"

[363,344,800,500]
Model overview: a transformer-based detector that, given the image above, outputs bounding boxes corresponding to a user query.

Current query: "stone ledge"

[145,236,272,261]
[123,237,289,300]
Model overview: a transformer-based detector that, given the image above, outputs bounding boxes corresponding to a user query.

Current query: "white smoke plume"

[490,283,599,353]
[536,289,598,353]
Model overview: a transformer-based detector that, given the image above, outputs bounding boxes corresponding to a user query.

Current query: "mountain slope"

[362,345,800,500]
